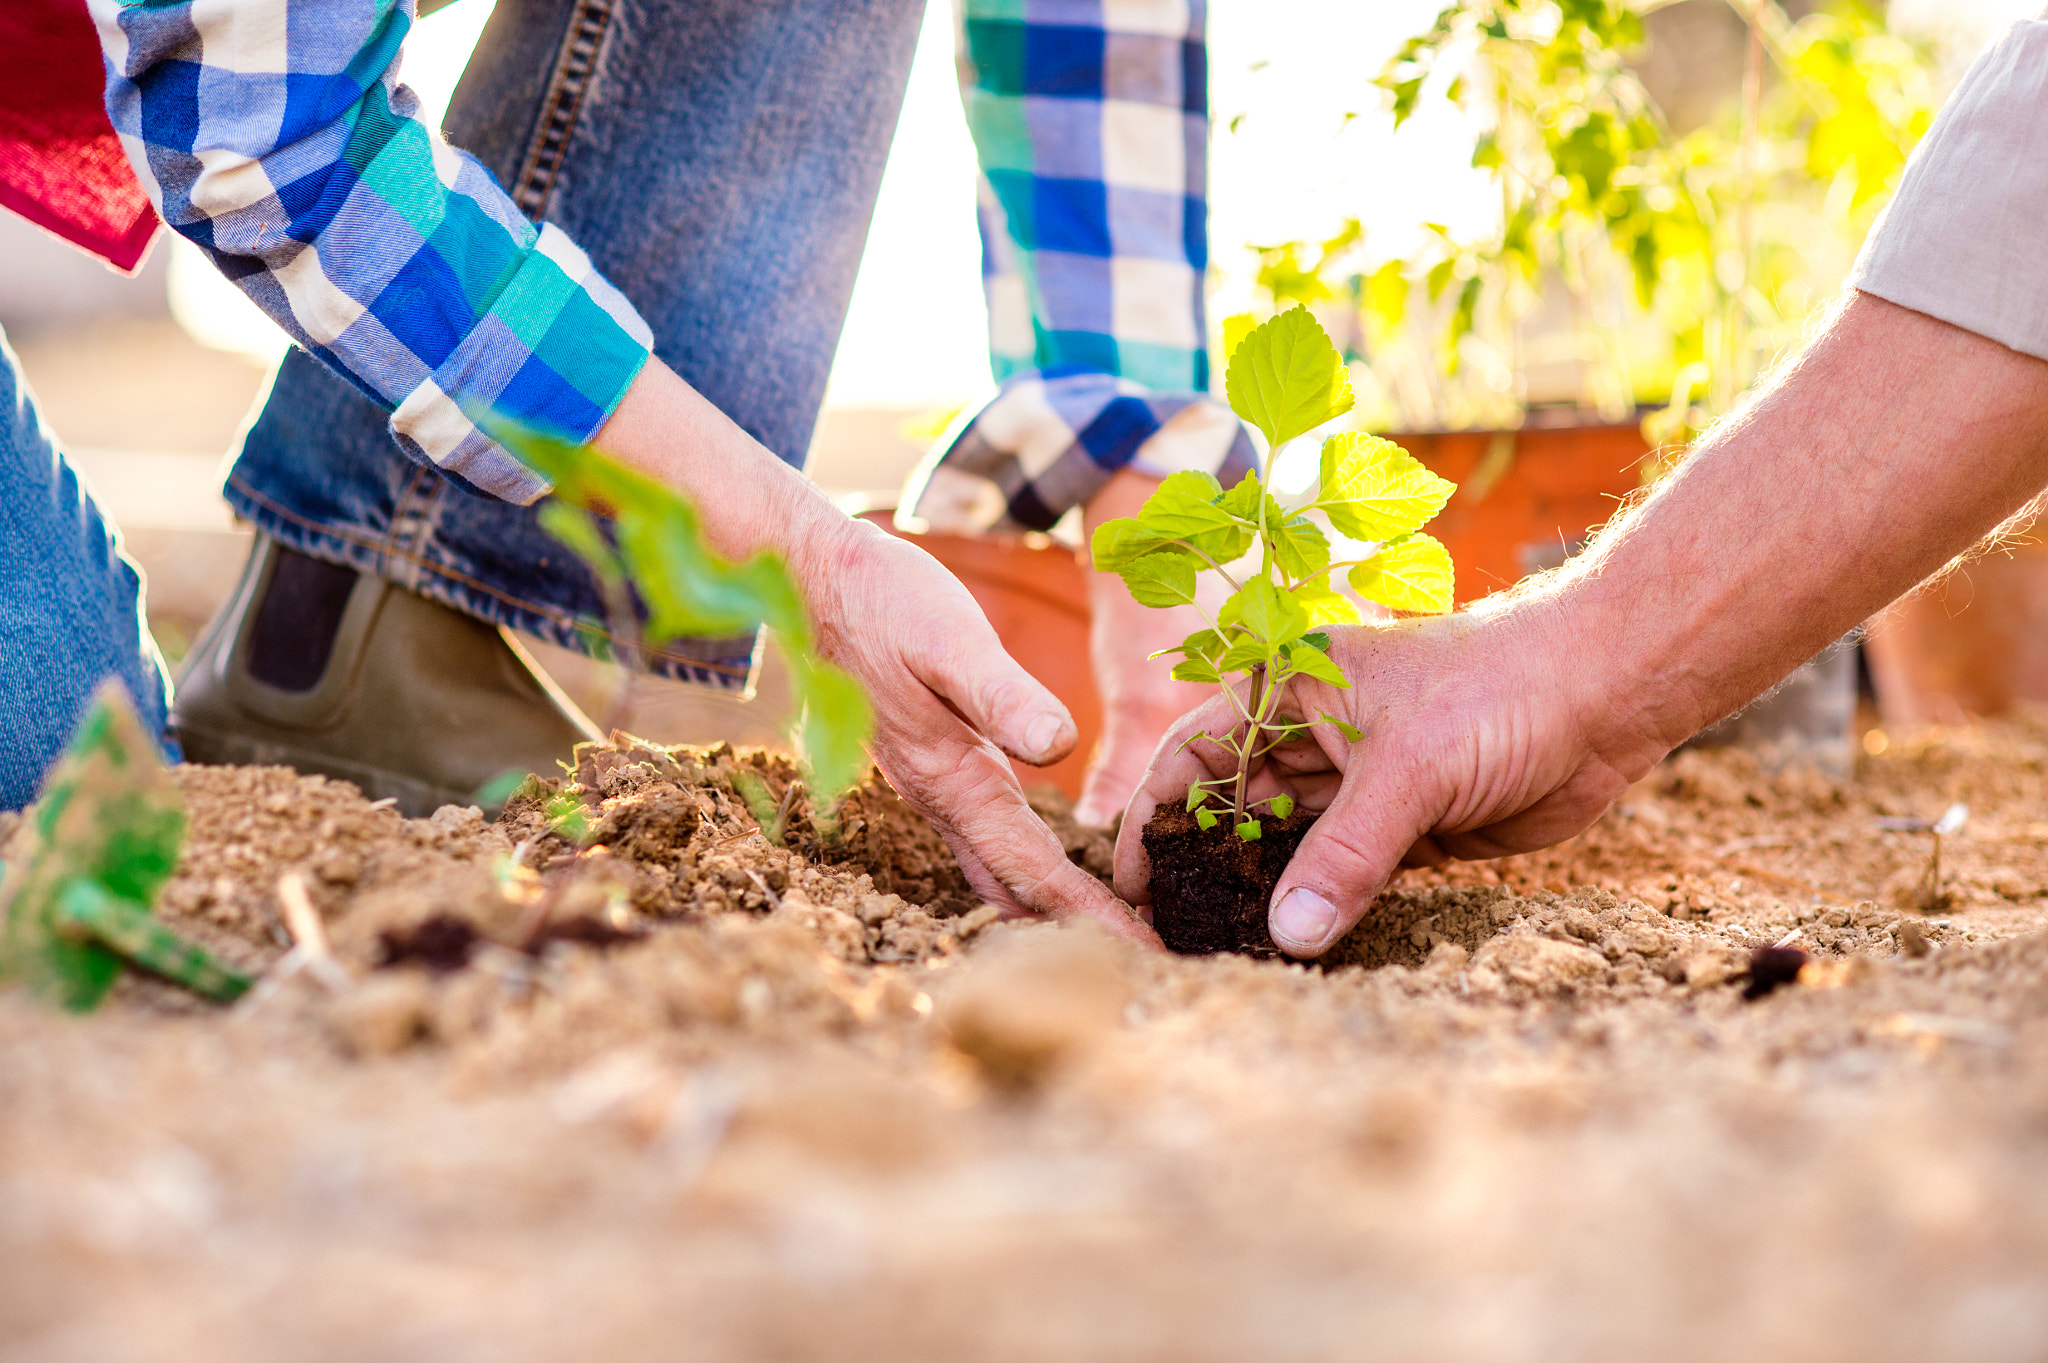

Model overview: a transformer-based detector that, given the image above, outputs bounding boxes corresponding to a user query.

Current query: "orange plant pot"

[1864,537,2048,725]
[1393,420,1649,603]
[863,514,1099,798]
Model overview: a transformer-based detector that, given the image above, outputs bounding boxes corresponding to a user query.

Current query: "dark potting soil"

[1141,803,1319,956]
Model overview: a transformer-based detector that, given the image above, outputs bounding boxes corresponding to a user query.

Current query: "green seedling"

[1092,308,1458,839]
[0,683,252,1010]
[491,424,874,824]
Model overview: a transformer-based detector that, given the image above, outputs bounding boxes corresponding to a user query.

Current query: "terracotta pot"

[1864,536,2048,725]
[1392,418,1648,603]
[863,514,1099,798]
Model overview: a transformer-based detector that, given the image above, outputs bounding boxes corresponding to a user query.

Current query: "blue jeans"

[0,327,174,809]
[227,0,925,687]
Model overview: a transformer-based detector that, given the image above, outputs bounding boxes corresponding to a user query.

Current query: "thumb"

[1267,763,1438,959]
[913,618,1078,766]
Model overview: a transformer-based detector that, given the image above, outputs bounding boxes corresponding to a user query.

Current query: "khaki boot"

[172,536,601,816]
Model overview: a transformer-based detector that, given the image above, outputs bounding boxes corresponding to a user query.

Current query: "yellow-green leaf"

[1136,471,1254,562]
[1274,515,1329,579]
[1295,577,1363,627]
[1317,432,1456,541]
[1348,533,1456,614]
[1090,518,1170,573]
[1221,576,1309,647]
[1223,307,1355,451]
[1120,552,1200,609]
[1170,657,1223,684]
[1284,640,1352,689]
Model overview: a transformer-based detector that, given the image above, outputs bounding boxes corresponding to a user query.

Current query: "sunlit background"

[153,0,2046,405]
[1,0,2040,687]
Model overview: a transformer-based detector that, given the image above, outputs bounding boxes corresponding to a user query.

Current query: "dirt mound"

[7,724,2048,1361]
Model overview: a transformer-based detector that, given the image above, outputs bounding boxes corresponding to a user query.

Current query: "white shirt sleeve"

[1848,13,2048,361]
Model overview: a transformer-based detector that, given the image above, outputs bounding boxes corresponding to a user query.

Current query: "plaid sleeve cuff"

[898,371,1255,536]
[389,224,652,504]
[94,0,653,506]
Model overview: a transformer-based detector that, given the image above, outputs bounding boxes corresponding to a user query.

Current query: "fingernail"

[1270,887,1339,954]
[1023,712,1069,761]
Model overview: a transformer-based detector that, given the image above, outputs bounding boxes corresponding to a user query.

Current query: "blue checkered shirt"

[91,0,1247,521]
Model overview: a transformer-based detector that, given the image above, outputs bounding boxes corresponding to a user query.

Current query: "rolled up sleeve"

[91,0,652,504]
[1849,9,2048,361]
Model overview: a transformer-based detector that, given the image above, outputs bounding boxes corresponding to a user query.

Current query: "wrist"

[1528,567,1702,780]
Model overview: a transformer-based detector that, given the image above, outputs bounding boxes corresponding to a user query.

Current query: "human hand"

[800,513,1160,945]
[1112,602,1666,957]
[592,360,1157,945]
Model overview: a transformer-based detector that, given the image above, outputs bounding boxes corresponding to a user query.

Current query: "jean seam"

[225,472,754,684]
[510,0,616,221]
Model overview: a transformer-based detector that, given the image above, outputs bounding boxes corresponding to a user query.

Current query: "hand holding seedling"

[1119,294,2048,958]
[1091,308,1457,835]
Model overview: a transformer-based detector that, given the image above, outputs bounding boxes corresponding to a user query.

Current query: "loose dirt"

[7,721,2048,1361]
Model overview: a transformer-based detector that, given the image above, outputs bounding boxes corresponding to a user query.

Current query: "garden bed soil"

[9,720,2048,1358]
[1141,803,1318,955]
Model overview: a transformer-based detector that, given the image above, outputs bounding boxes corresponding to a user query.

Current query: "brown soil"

[1142,803,1317,955]
[8,721,2048,1360]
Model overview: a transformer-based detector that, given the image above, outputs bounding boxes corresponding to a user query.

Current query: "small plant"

[491,424,874,823]
[1091,308,1458,840]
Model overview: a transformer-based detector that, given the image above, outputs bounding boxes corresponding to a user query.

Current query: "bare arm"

[1116,293,2048,956]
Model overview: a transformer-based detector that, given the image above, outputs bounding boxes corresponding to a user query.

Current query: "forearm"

[592,359,850,575]
[1552,292,2048,764]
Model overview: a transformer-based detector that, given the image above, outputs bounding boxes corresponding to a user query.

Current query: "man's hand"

[592,358,1158,945]
[1113,604,1655,955]
[1115,293,2048,957]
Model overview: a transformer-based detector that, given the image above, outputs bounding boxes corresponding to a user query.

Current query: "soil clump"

[1142,803,1317,955]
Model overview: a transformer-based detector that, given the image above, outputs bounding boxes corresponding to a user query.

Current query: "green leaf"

[1349,533,1456,614]
[1222,576,1310,647]
[1296,578,1363,628]
[1170,657,1223,684]
[1274,515,1330,579]
[1118,552,1200,609]
[1317,432,1457,541]
[1318,711,1364,743]
[1235,818,1264,841]
[1223,308,1355,451]
[1187,786,1210,812]
[1300,631,1332,653]
[1218,637,1271,673]
[1284,640,1352,689]
[792,656,875,803]
[1090,518,1172,573]
[1269,794,1296,819]
[1217,470,1264,523]
[537,503,624,593]
[1136,471,1255,563]
[1195,807,1220,830]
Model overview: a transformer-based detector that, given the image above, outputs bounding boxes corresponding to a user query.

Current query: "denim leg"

[0,327,173,810]
[226,0,925,688]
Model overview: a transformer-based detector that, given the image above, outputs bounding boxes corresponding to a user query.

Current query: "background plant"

[1238,0,1937,446]
[493,426,874,817]
[1093,309,1458,840]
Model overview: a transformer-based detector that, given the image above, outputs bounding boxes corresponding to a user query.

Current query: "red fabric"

[0,0,159,274]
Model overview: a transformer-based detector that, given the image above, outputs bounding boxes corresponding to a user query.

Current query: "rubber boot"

[171,536,602,816]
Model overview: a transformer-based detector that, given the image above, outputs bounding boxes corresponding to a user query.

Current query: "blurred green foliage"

[1238,0,1937,454]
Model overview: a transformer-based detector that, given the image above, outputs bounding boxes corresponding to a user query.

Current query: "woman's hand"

[595,358,1157,944]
